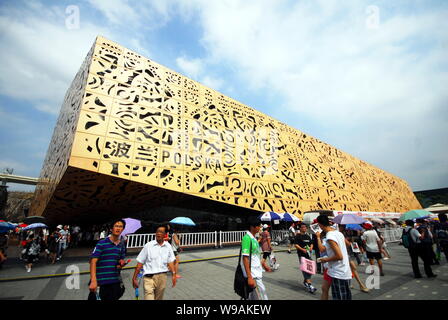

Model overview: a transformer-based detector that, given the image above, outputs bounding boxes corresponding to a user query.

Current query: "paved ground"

[0,243,447,300]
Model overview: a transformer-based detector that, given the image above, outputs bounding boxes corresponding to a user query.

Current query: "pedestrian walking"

[339,225,369,293]
[89,219,128,300]
[361,223,385,276]
[416,219,439,265]
[24,234,40,273]
[316,215,352,300]
[287,223,297,254]
[132,225,177,300]
[167,224,182,279]
[47,229,59,264]
[376,229,391,260]
[240,216,270,300]
[0,232,8,268]
[433,213,448,262]
[402,220,436,278]
[294,224,317,293]
[71,225,80,248]
[315,230,331,300]
[259,224,273,272]
[57,225,70,260]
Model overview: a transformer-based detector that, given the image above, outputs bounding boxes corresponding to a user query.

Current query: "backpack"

[401,229,415,249]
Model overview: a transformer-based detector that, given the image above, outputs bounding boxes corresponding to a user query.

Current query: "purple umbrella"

[121,218,142,236]
[333,214,367,225]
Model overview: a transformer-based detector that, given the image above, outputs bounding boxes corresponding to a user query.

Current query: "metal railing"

[378,227,403,243]
[271,230,289,244]
[180,231,218,248]
[125,227,403,249]
[126,233,156,249]
[219,231,246,247]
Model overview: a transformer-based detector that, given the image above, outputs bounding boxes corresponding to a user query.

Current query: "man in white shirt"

[57,225,70,260]
[316,215,352,300]
[132,225,177,300]
[288,223,297,254]
[361,225,384,276]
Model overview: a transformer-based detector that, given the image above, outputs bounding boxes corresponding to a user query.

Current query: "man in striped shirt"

[89,219,127,300]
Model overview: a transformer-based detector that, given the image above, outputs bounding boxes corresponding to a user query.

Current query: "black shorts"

[27,254,37,264]
[263,252,271,260]
[99,282,124,301]
[366,251,382,260]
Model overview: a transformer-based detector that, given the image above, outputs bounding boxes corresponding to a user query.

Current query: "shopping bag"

[300,257,316,275]
[269,252,280,270]
[351,242,361,253]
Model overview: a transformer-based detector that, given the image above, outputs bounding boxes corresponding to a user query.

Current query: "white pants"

[248,278,268,300]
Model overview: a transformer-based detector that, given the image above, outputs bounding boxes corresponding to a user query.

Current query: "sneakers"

[308,284,317,294]
[303,282,317,293]
[383,257,389,260]
[26,266,31,273]
[428,274,437,278]
[175,275,182,279]
[288,249,291,254]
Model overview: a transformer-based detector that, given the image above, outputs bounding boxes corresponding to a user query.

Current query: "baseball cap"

[263,224,269,229]
[57,225,62,229]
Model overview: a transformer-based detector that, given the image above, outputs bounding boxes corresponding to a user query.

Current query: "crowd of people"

[243,212,447,300]
[0,223,115,271]
[1,212,447,300]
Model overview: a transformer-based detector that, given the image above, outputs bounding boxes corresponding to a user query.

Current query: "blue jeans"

[57,242,67,258]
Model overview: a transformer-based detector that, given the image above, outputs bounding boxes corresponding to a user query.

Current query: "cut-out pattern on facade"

[31,36,421,221]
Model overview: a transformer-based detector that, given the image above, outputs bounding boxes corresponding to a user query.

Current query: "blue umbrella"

[0,222,17,233]
[346,224,363,231]
[280,213,300,222]
[170,217,196,226]
[22,223,48,230]
[259,211,282,222]
[333,214,367,225]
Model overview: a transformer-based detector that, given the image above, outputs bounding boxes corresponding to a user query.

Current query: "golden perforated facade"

[30,36,421,222]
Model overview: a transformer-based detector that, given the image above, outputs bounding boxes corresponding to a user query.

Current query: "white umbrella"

[302,212,320,225]
[258,212,282,222]
[279,213,300,222]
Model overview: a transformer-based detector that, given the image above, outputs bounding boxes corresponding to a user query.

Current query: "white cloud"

[200,75,224,91]
[0,6,108,114]
[176,56,204,79]
[174,0,448,190]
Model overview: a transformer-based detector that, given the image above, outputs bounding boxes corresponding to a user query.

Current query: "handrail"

[219,231,246,247]
[126,227,402,249]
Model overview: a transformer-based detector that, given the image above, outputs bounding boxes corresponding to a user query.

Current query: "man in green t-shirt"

[241,216,271,300]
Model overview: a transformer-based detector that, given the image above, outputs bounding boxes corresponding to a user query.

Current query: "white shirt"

[136,240,176,275]
[324,230,352,280]
[362,230,381,253]
[59,230,69,243]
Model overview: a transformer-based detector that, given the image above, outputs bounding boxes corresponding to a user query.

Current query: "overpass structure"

[0,174,39,186]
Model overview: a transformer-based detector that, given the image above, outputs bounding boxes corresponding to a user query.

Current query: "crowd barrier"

[126,227,402,249]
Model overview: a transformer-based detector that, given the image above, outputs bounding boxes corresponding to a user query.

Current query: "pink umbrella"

[121,218,142,236]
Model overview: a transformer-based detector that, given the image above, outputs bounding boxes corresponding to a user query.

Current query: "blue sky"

[0,0,447,193]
